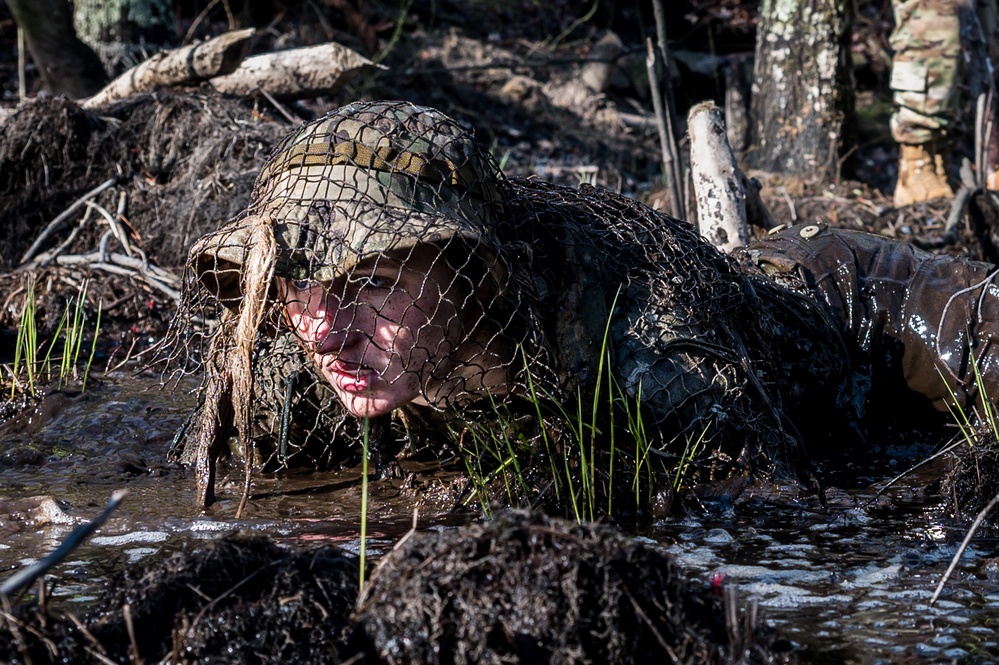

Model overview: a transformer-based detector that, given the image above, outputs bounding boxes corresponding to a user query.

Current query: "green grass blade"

[359,417,370,594]
[82,300,103,392]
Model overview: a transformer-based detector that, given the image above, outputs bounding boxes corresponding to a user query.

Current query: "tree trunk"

[73,0,175,74]
[747,0,855,181]
[6,0,109,98]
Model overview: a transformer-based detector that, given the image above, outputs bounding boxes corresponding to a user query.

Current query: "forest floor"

[1,0,993,277]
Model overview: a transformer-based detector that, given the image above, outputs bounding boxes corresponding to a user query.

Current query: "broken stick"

[688,101,750,252]
[83,28,255,108]
[209,41,385,100]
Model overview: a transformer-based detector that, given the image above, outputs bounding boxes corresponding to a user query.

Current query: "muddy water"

[1,376,998,663]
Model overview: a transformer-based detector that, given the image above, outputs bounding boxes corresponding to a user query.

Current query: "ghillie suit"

[748,224,999,416]
[163,101,855,517]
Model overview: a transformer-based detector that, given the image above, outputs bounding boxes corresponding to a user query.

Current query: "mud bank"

[0,511,795,664]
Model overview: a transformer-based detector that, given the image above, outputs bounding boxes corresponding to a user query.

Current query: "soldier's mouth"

[323,359,378,394]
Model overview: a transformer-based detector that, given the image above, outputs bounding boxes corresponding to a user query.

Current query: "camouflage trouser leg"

[889,0,962,144]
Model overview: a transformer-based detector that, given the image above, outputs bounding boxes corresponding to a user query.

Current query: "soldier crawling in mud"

[166,100,999,518]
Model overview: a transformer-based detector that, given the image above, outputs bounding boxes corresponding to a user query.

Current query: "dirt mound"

[356,511,795,664]
[0,533,360,664]
[0,93,286,272]
[0,92,288,361]
[942,429,999,525]
[0,513,796,664]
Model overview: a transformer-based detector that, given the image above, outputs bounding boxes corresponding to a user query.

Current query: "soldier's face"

[279,246,467,418]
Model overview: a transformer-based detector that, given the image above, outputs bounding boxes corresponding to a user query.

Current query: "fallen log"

[82,29,255,109]
[209,41,385,100]
[688,100,750,252]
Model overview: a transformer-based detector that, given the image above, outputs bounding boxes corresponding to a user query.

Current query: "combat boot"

[894,141,955,206]
[987,168,999,191]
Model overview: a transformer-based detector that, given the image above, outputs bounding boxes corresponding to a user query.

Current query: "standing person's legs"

[890,0,961,205]
[975,0,999,189]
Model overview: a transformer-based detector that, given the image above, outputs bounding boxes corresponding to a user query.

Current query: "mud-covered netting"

[356,510,795,664]
[162,100,858,513]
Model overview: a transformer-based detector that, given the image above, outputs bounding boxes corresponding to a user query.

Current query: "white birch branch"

[688,101,750,253]
[209,41,385,100]
[83,29,255,109]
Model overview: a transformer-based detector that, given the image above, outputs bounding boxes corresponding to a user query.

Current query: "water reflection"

[1,375,998,661]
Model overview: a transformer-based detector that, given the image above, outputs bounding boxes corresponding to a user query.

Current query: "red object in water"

[710,571,726,596]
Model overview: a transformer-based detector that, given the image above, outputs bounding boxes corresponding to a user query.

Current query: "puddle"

[1,374,998,662]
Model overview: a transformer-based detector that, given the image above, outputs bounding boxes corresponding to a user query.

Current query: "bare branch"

[83,29,255,108]
[209,41,385,100]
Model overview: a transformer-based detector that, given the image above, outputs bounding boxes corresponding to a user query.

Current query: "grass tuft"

[6,278,103,399]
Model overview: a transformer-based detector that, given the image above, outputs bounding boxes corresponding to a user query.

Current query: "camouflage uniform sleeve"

[748,224,999,414]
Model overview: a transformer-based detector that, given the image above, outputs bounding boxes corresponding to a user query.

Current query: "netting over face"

[165,100,854,512]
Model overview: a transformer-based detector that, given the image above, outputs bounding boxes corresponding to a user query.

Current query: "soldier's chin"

[337,391,398,419]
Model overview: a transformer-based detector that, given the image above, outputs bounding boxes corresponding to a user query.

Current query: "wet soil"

[0,377,996,662]
[2,1,999,662]
[0,511,795,664]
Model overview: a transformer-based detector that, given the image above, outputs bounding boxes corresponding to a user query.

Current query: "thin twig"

[623,583,680,663]
[945,187,972,233]
[183,0,221,44]
[778,186,798,224]
[257,86,301,125]
[66,612,110,658]
[391,507,420,552]
[123,603,144,665]
[45,251,181,301]
[356,506,420,611]
[27,206,95,268]
[651,0,685,220]
[725,583,741,646]
[83,646,120,665]
[0,490,128,599]
[19,177,121,266]
[17,27,26,102]
[645,38,684,220]
[864,436,968,508]
[930,489,999,606]
[235,445,253,519]
[977,92,987,186]
[106,336,139,374]
[87,200,135,258]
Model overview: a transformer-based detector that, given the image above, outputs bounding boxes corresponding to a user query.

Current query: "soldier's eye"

[353,275,390,290]
[292,279,315,290]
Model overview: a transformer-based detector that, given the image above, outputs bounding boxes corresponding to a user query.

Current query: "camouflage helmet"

[191,100,507,304]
